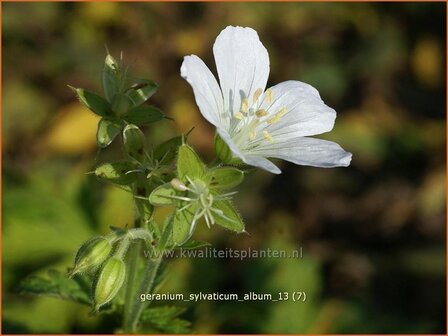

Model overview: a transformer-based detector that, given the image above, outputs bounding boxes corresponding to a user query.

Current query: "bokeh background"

[2,2,446,334]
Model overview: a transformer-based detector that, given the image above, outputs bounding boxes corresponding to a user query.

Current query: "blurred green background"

[2,2,446,334]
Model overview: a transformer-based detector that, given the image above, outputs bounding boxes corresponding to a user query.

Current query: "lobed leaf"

[19,270,91,306]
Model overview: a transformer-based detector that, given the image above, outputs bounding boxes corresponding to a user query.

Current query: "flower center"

[230,87,288,150]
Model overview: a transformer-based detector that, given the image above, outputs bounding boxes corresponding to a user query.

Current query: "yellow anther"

[255,109,268,118]
[265,88,273,104]
[263,130,274,143]
[276,107,288,118]
[253,88,263,103]
[267,115,281,125]
[234,112,244,120]
[249,131,257,141]
[241,98,249,113]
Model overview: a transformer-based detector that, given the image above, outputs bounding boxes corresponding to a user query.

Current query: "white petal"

[181,55,224,128]
[259,80,336,137]
[253,136,352,168]
[213,26,270,116]
[217,128,281,174]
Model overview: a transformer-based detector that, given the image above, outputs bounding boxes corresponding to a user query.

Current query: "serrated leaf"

[70,87,111,117]
[173,203,197,245]
[123,105,165,125]
[154,136,183,165]
[96,118,123,148]
[102,54,121,102]
[208,167,244,190]
[126,79,158,107]
[178,240,211,250]
[123,124,146,162]
[177,144,205,182]
[19,270,91,306]
[148,183,176,206]
[213,199,244,233]
[95,161,138,185]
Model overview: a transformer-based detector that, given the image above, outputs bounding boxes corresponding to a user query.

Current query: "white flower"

[181,26,352,174]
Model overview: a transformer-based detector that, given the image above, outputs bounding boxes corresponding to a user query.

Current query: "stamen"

[263,130,274,143]
[241,98,249,113]
[253,88,263,103]
[265,88,273,104]
[267,115,281,125]
[276,107,288,117]
[249,131,256,141]
[234,112,244,120]
[255,109,268,118]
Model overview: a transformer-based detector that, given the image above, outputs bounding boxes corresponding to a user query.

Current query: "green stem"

[123,210,143,332]
[128,254,163,332]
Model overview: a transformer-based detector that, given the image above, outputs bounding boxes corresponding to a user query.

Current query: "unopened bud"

[70,237,112,277]
[94,257,126,311]
[170,178,188,191]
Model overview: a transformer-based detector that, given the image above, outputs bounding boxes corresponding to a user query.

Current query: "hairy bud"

[70,237,112,277]
[94,257,126,311]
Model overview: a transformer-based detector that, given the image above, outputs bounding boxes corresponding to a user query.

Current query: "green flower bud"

[70,237,112,277]
[94,257,126,311]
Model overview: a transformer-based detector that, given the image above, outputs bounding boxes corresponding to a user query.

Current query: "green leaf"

[148,183,176,206]
[177,144,205,182]
[208,167,244,190]
[178,240,211,250]
[94,161,138,185]
[213,200,244,233]
[154,136,183,165]
[19,270,91,306]
[140,306,191,334]
[123,124,146,162]
[126,79,158,107]
[96,118,123,148]
[123,106,165,125]
[70,87,111,117]
[102,54,122,102]
[173,203,197,245]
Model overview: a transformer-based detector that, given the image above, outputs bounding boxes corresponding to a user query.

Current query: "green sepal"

[126,79,158,107]
[173,203,197,245]
[123,105,165,125]
[96,118,123,148]
[154,136,183,165]
[94,161,138,185]
[148,183,176,206]
[208,167,244,190]
[123,124,146,162]
[111,93,133,117]
[70,86,111,117]
[134,176,154,221]
[213,199,244,233]
[102,54,122,102]
[177,144,205,183]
